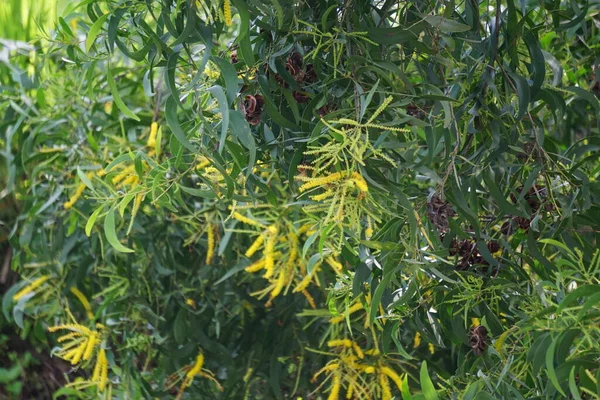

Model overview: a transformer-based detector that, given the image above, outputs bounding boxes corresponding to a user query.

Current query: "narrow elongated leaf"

[104,208,134,253]
[85,13,109,52]
[420,361,439,400]
[106,68,140,121]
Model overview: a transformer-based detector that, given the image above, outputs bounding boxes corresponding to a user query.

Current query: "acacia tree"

[2,0,600,398]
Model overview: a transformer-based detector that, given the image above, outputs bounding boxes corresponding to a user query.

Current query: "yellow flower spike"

[312,363,339,381]
[245,259,266,273]
[263,226,278,279]
[428,343,435,354]
[380,367,403,391]
[327,339,352,348]
[351,342,364,359]
[205,224,215,264]
[327,373,341,400]
[147,121,158,148]
[83,332,98,361]
[94,347,109,391]
[364,348,380,356]
[57,332,83,343]
[69,287,94,320]
[380,372,393,400]
[48,324,93,335]
[363,366,376,374]
[329,301,363,324]
[310,189,335,201]
[351,171,368,192]
[186,353,205,381]
[346,383,354,399]
[270,270,286,299]
[13,276,50,302]
[69,341,87,365]
[413,332,421,348]
[298,172,345,192]
[325,256,343,274]
[365,215,374,239]
[302,289,316,309]
[471,317,480,327]
[367,96,393,124]
[223,0,232,26]
[121,175,139,187]
[245,235,265,257]
[231,212,266,228]
[111,165,136,185]
[195,157,211,170]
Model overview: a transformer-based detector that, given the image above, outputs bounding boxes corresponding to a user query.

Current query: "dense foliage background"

[2,0,600,398]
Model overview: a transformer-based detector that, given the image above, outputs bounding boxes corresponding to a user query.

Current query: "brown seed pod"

[426,195,456,233]
[470,325,488,356]
[242,94,265,125]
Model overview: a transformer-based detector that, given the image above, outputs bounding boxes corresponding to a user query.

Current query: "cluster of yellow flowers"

[232,208,343,307]
[313,339,404,400]
[174,351,222,399]
[48,317,109,392]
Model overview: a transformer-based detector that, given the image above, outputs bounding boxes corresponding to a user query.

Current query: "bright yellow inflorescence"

[13,275,50,302]
[175,351,222,399]
[48,320,109,392]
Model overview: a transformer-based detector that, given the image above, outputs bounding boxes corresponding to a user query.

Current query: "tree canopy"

[1,0,600,398]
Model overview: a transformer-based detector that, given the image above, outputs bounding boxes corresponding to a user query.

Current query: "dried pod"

[242,94,265,125]
[470,325,488,356]
[427,195,456,233]
[293,91,310,103]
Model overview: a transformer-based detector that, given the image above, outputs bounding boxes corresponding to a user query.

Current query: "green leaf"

[569,367,583,400]
[507,72,530,120]
[85,205,104,237]
[402,373,413,400]
[207,86,230,154]
[567,86,600,112]
[423,15,472,32]
[557,285,600,314]
[369,265,400,325]
[545,337,566,396]
[104,208,134,253]
[165,96,197,152]
[85,13,109,52]
[420,361,438,400]
[106,68,140,121]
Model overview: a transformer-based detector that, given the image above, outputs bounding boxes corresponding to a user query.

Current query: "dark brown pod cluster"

[293,91,310,103]
[501,184,551,235]
[450,238,500,271]
[406,103,429,120]
[317,104,335,117]
[470,325,488,356]
[242,94,265,125]
[427,195,456,233]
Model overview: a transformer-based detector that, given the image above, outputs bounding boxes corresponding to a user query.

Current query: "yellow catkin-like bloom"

[365,216,374,239]
[329,301,363,324]
[310,189,335,201]
[351,171,368,192]
[245,259,266,273]
[363,366,376,374]
[83,332,98,361]
[471,317,480,327]
[328,374,341,400]
[186,353,205,381]
[380,372,393,400]
[111,165,136,185]
[121,175,139,187]
[147,122,158,148]
[196,157,211,170]
[298,172,344,192]
[70,287,94,320]
[352,342,364,359]
[413,332,421,348]
[263,226,278,279]
[48,323,92,335]
[270,270,286,299]
[364,348,380,356]
[64,183,87,209]
[381,366,403,391]
[302,289,316,309]
[232,212,265,228]
[206,224,215,264]
[223,0,232,26]
[327,339,352,348]
[95,348,109,391]
[13,276,50,302]
[346,384,354,399]
[428,343,435,354]
[326,256,343,274]
[69,341,87,365]
[245,235,264,257]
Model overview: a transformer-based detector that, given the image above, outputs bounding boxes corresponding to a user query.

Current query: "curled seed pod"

[470,325,488,356]
[242,94,265,125]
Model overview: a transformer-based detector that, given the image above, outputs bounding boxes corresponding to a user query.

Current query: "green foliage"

[1,0,600,399]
